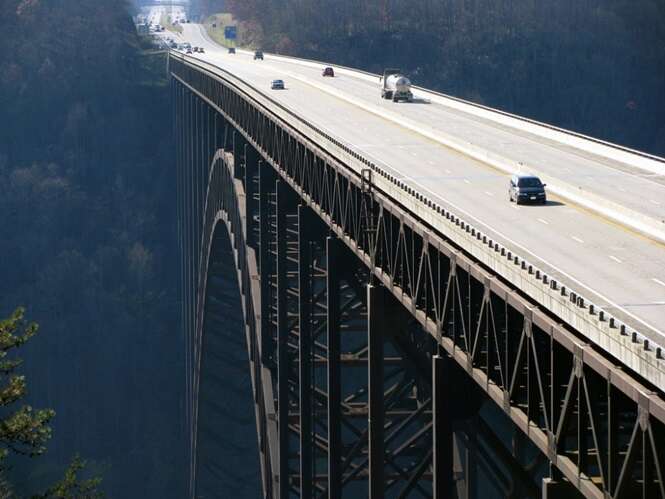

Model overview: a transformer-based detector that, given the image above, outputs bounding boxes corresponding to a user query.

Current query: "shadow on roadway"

[519,200,565,207]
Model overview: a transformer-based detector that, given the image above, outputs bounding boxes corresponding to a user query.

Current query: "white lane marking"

[650,199,661,205]
[609,255,622,263]
[198,42,665,340]
[484,191,494,197]
[571,236,584,243]
[653,278,665,288]
[510,204,520,210]
[463,179,471,184]
[537,218,549,225]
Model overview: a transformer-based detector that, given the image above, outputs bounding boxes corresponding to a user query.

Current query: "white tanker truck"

[380,68,413,102]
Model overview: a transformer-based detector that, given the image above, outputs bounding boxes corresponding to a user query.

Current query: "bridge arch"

[191,150,267,497]
[194,219,259,498]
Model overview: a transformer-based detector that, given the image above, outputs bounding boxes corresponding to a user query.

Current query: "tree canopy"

[0,1,184,496]
[0,309,102,498]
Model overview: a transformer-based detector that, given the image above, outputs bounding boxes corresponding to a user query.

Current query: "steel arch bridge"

[171,55,665,499]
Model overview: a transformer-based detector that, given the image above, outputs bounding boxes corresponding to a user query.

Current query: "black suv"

[254,50,264,60]
[509,174,547,205]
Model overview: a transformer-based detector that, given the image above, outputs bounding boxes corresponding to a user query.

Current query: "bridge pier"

[433,353,454,499]
[298,205,314,499]
[326,236,343,499]
[368,284,386,498]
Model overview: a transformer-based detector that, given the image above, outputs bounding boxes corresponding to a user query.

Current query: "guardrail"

[170,51,665,391]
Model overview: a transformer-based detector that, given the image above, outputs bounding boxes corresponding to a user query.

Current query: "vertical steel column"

[186,88,195,447]
[298,206,314,499]
[259,160,273,357]
[367,284,385,499]
[327,236,342,499]
[244,144,259,249]
[277,179,290,499]
[233,130,244,180]
[433,354,454,499]
[207,104,216,180]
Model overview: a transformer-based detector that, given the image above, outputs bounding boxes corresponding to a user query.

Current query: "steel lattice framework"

[171,55,665,499]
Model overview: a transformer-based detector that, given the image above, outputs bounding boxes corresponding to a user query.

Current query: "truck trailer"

[380,68,413,102]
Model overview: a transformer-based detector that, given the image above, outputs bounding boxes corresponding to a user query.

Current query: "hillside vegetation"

[0,0,184,496]
[223,0,665,155]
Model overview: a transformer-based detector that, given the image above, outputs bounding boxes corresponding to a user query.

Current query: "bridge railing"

[171,51,665,394]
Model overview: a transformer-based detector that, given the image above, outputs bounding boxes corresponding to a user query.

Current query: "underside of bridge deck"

[172,57,665,499]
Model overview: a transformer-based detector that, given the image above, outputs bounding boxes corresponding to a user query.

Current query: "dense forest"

[0,0,662,495]
[223,0,665,156]
[0,0,184,496]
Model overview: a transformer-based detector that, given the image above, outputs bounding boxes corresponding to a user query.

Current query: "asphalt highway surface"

[151,7,665,353]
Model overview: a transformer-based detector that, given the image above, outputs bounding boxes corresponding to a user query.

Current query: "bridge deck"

[165,19,665,380]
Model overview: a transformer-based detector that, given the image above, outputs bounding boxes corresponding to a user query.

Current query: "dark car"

[199,47,205,53]
[322,66,335,77]
[509,174,547,205]
[228,47,236,54]
[270,79,285,90]
[186,48,193,54]
[254,50,264,60]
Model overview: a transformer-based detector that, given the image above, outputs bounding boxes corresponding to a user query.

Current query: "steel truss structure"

[172,56,665,498]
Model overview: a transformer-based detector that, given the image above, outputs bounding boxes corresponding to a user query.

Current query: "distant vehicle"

[270,79,285,90]
[185,19,190,23]
[322,66,335,77]
[254,50,264,60]
[509,174,547,205]
[183,42,191,49]
[199,47,205,53]
[186,48,193,54]
[193,47,199,53]
[228,47,236,54]
[170,42,178,49]
[380,68,412,102]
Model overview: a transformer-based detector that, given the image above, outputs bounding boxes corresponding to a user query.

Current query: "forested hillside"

[0,0,184,496]
[224,0,665,156]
